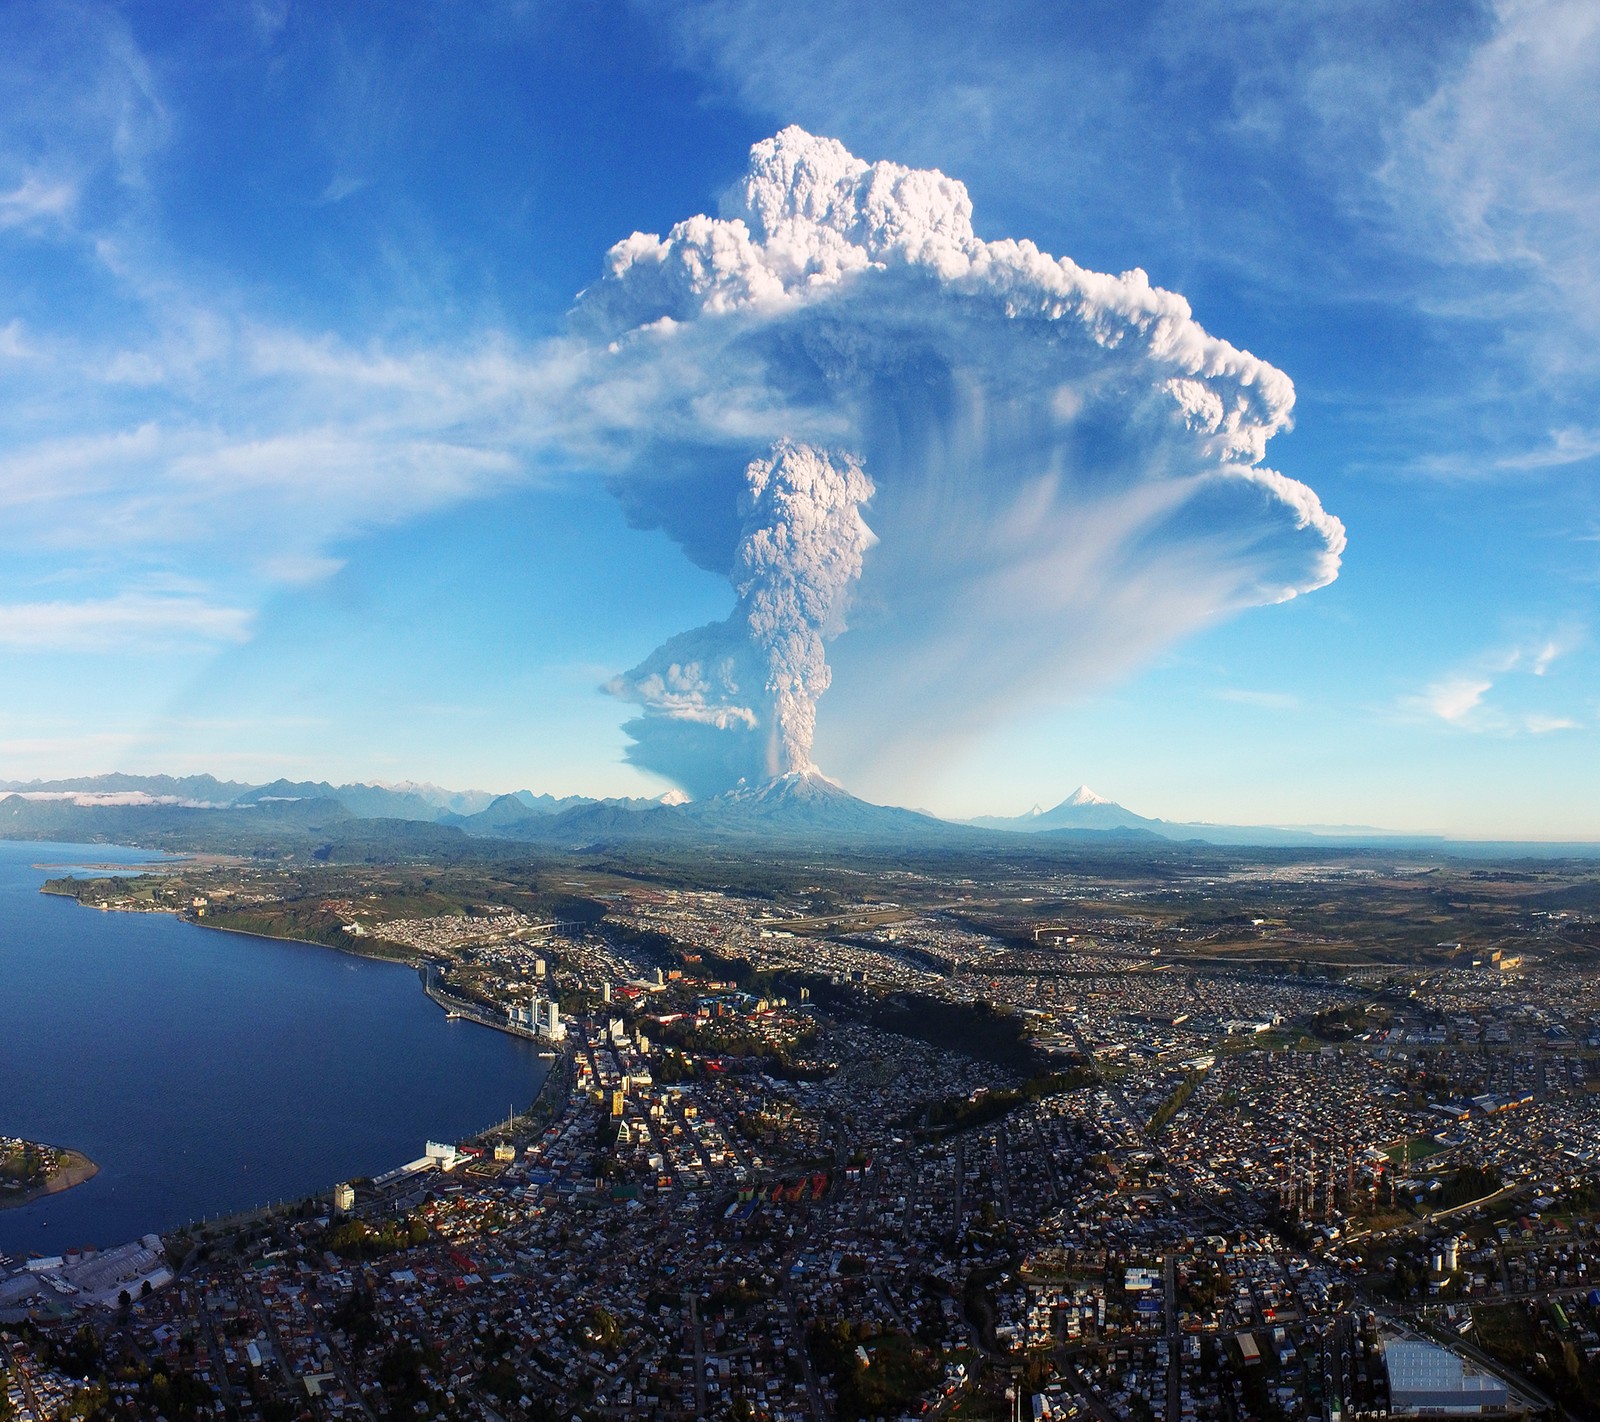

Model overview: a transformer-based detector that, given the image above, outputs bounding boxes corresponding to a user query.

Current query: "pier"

[420,970,545,1042]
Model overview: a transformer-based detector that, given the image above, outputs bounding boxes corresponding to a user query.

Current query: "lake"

[0,841,546,1257]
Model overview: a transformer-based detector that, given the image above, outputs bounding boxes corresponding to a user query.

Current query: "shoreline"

[41,883,428,970]
[23,886,552,1232]
[0,1147,100,1213]
[183,917,427,969]
[5,865,554,1265]
[49,886,553,1060]
[49,892,552,1023]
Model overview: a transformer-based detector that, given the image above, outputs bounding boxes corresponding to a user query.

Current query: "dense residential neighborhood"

[7,853,1600,1421]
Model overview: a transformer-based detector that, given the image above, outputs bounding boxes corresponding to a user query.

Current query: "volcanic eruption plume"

[608,440,874,796]
[576,127,1346,800]
[735,441,875,774]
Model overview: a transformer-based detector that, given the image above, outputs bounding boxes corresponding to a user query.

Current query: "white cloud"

[0,320,29,360]
[1414,676,1493,725]
[316,174,369,205]
[1404,629,1585,733]
[0,326,579,572]
[1385,0,1600,347]
[0,175,76,229]
[0,3,170,208]
[0,594,251,652]
[1403,426,1600,481]
[1494,427,1600,471]
[1530,639,1563,676]
[1492,630,1580,677]
[255,553,347,586]
[1524,713,1581,733]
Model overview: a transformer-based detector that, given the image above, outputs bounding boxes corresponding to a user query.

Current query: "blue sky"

[1,0,1596,837]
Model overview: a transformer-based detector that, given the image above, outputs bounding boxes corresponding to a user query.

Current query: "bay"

[0,841,546,1256]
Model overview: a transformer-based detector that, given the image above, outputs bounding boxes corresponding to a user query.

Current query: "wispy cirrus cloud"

[0,593,251,652]
[1524,712,1581,734]
[1528,638,1567,676]
[1493,427,1600,471]
[0,174,76,229]
[1384,0,1600,351]
[1487,630,1581,678]
[1409,675,1493,725]
[0,323,582,569]
[0,2,168,220]
[1402,426,1600,481]
[1402,630,1586,733]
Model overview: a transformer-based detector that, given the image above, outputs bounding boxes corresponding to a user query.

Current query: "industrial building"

[1383,1339,1510,1416]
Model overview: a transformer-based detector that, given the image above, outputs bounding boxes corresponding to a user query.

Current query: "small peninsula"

[0,1135,99,1211]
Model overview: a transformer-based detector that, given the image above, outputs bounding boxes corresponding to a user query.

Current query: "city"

[6,845,1600,1420]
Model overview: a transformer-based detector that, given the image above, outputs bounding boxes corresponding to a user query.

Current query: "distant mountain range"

[3,771,1595,856]
[966,785,1441,847]
[0,769,950,850]
[0,774,673,822]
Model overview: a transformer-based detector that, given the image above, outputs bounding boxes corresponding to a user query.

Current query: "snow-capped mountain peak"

[963,785,1156,835]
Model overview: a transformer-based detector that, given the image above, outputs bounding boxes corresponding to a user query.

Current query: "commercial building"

[1384,1339,1509,1415]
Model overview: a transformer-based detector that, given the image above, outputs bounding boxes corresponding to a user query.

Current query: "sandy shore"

[0,1147,100,1212]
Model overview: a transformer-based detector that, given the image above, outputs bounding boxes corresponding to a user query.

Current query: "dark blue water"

[0,842,546,1256]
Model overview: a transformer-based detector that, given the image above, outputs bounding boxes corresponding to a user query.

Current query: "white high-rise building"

[538,997,565,1041]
